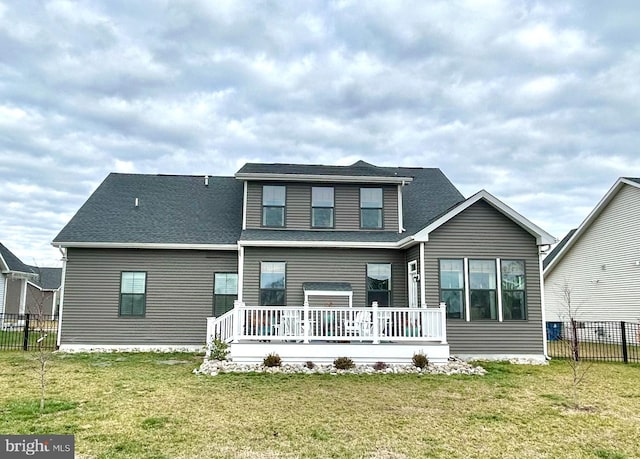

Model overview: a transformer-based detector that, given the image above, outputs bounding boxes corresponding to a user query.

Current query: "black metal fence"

[0,313,59,351]
[547,320,640,364]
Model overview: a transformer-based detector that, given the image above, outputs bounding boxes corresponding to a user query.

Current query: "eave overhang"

[52,242,238,251]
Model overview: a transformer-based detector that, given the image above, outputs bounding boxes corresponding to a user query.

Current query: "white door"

[408,261,418,308]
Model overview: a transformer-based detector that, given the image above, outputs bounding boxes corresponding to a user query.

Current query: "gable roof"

[412,190,557,246]
[542,228,577,270]
[0,242,35,274]
[543,177,640,275]
[28,267,62,290]
[236,160,414,184]
[53,173,243,247]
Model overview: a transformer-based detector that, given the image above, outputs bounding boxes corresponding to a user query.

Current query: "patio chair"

[344,311,372,339]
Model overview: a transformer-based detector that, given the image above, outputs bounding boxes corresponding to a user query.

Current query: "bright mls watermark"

[1,435,74,458]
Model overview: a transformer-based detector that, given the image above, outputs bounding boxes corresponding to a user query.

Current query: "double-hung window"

[367,263,391,306]
[360,188,383,229]
[312,186,334,228]
[260,262,286,305]
[469,260,497,320]
[501,260,526,320]
[439,259,465,319]
[120,272,146,316]
[214,273,238,317]
[262,185,286,227]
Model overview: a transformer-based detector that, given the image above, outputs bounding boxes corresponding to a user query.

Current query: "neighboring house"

[0,243,62,320]
[53,161,555,363]
[544,177,640,323]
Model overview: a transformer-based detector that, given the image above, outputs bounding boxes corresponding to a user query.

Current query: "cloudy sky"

[1,0,639,267]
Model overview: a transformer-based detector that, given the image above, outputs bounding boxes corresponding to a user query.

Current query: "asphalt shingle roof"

[55,162,465,245]
[237,160,409,179]
[543,228,577,270]
[29,267,62,290]
[0,242,34,274]
[625,177,640,185]
[54,173,243,245]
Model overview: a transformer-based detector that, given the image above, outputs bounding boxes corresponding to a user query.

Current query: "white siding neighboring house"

[543,178,640,322]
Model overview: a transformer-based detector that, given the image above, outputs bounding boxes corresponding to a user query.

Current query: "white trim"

[242,181,248,230]
[19,278,27,315]
[407,260,418,308]
[420,243,426,308]
[397,184,403,233]
[0,254,8,273]
[239,240,399,249]
[496,258,503,322]
[58,344,204,353]
[0,273,6,316]
[237,245,244,303]
[539,248,549,358]
[463,258,470,322]
[52,289,58,319]
[544,177,640,275]
[235,173,413,184]
[57,248,67,348]
[413,190,556,246]
[52,242,238,250]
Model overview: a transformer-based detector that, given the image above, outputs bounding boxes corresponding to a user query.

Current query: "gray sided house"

[544,177,640,323]
[0,243,62,320]
[53,161,555,362]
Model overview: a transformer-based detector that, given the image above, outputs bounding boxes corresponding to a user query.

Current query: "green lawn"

[1,352,639,458]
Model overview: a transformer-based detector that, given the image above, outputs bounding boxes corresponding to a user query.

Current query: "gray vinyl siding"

[0,274,5,314]
[424,200,544,355]
[5,278,22,314]
[545,184,640,322]
[25,285,54,316]
[405,244,422,306]
[245,182,399,231]
[61,248,237,346]
[242,247,407,307]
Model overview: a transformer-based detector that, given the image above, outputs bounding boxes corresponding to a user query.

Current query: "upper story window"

[469,260,497,320]
[360,188,383,229]
[120,271,146,316]
[262,185,286,227]
[312,186,334,228]
[501,260,526,320]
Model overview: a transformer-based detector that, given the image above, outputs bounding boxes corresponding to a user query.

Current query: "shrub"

[412,352,429,369]
[209,339,229,361]
[373,361,388,371]
[333,356,355,370]
[305,360,316,369]
[263,353,282,367]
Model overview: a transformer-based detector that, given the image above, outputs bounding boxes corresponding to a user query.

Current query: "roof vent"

[204,175,209,186]
[134,197,139,207]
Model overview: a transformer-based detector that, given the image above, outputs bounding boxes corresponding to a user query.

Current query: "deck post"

[372,301,380,344]
[233,300,242,343]
[303,300,310,343]
[439,302,447,344]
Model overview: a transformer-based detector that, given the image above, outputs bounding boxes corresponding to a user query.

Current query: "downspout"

[56,247,68,348]
[419,242,426,307]
[539,245,550,360]
[19,278,27,315]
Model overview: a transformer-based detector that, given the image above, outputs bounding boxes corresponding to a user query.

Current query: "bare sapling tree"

[28,267,54,413]
[558,281,592,409]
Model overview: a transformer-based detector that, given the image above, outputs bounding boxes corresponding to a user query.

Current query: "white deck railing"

[207,301,447,346]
